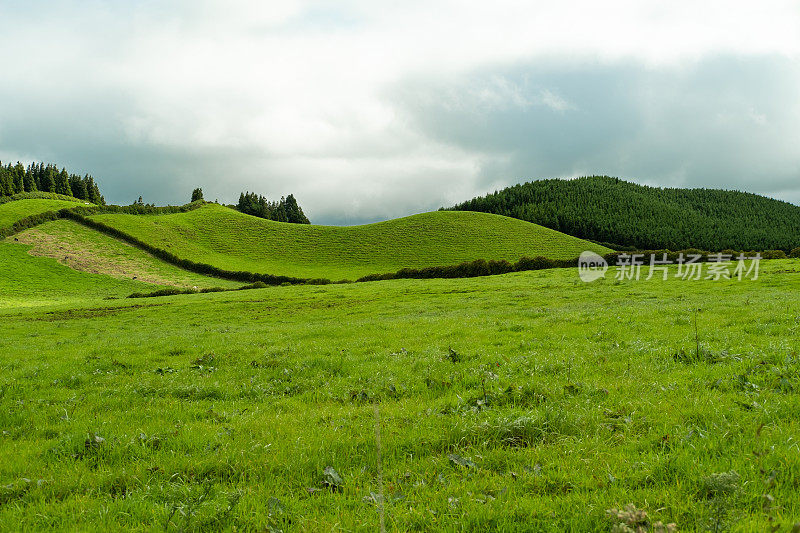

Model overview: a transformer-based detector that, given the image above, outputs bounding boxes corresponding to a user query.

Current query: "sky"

[1,1,799,224]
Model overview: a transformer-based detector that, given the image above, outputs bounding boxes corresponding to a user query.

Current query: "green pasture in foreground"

[1,259,798,530]
[0,198,85,229]
[12,219,241,290]
[89,204,611,280]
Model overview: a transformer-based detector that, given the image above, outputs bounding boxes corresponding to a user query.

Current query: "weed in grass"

[447,347,461,363]
[267,497,291,532]
[673,348,727,364]
[321,466,344,491]
[699,471,741,532]
[606,504,677,532]
[448,454,477,469]
[164,481,242,532]
[190,352,217,371]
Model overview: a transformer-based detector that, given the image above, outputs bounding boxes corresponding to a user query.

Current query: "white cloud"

[0,1,798,221]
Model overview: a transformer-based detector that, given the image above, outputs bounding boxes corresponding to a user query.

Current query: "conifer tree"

[12,163,25,194]
[55,169,72,196]
[41,165,56,192]
[69,175,88,199]
[22,165,37,192]
[284,194,310,224]
[0,163,10,196]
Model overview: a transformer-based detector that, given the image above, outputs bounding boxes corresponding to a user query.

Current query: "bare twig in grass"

[694,308,701,360]
[374,404,386,533]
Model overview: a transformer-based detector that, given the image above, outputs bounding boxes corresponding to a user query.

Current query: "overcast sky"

[1,1,799,224]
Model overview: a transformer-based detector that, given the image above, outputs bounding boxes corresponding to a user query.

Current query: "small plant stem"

[374,404,386,533]
[694,308,700,360]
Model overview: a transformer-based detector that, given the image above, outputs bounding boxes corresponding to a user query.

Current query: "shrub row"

[67,200,207,217]
[357,257,574,282]
[0,210,62,239]
[127,281,273,299]
[128,286,229,298]
[356,248,788,283]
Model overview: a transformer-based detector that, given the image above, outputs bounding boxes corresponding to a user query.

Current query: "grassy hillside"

[13,219,241,290]
[447,176,800,251]
[89,204,610,280]
[0,241,164,308]
[0,198,85,229]
[1,263,798,529]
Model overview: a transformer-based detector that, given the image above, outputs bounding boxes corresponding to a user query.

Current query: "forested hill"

[0,161,104,204]
[445,176,800,251]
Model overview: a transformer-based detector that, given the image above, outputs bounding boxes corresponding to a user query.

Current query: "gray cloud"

[390,55,800,205]
[1,3,799,223]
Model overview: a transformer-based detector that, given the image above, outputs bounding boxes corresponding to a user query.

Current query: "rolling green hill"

[447,176,800,251]
[89,204,610,280]
[13,219,242,290]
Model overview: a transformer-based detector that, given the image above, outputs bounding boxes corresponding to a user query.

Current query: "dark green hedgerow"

[355,249,782,283]
[128,286,228,298]
[0,210,62,239]
[67,200,207,217]
[128,282,275,299]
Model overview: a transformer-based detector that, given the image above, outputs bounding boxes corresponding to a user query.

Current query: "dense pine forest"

[236,191,310,224]
[0,161,104,204]
[446,176,800,251]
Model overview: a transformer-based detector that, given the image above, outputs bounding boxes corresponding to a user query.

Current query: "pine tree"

[84,176,103,204]
[55,169,72,196]
[70,175,88,200]
[33,162,44,191]
[273,197,288,222]
[22,171,36,192]
[41,165,56,192]
[12,163,25,194]
[235,190,310,224]
[0,163,10,196]
[284,194,310,224]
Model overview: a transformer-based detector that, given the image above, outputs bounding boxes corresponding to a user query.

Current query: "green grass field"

[0,198,86,229]
[1,258,799,530]
[12,219,241,290]
[1,197,798,530]
[89,204,610,280]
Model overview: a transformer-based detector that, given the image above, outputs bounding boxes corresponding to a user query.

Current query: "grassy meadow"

[89,204,610,280]
[1,258,799,531]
